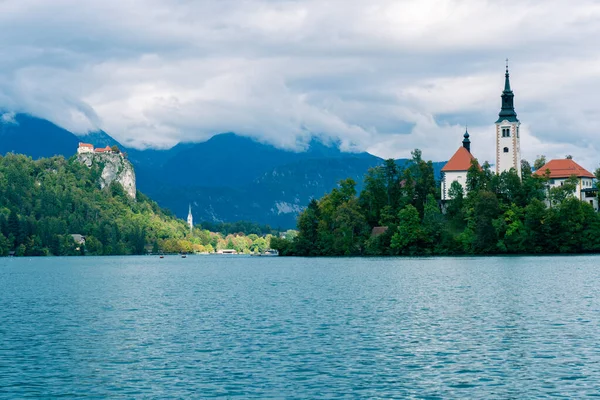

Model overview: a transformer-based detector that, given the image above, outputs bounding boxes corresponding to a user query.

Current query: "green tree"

[533,155,546,170]
[294,199,321,256]
[391,205,424,255]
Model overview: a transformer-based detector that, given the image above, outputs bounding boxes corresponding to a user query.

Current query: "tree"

[422,194,444,253]
[521,159,532,179]
[391,205,424,255]
[472,191,501,253]
[332,199,369,255]
[111,145,120,153]
[294,199,321,256]
[533,155,546,170]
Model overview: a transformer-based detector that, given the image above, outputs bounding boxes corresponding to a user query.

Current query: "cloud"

[0,0,599,170]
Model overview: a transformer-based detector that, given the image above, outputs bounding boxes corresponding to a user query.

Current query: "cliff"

[77,152,137,199]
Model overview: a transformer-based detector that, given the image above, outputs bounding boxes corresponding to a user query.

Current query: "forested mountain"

[0,153,201,256]
[0,113,444,227]
[272,154,600,256]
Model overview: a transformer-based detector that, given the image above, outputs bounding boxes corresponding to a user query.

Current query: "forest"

[0,153,271,256]
[271,150,600,256]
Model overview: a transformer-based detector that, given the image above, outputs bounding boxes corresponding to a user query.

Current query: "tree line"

[271,151,600,256]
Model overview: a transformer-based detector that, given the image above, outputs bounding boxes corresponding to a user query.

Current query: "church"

[440,63,598,211]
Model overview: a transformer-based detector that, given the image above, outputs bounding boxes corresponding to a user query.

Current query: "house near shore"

[533,159,598,211]
[217,249,238,254]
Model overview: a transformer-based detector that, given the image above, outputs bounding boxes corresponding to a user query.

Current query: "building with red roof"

[440,129,478,201]
[94,146,112,153]
[77,142,94,154]
[534,159,598,211]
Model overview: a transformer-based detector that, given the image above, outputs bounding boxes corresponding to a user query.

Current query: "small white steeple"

[187,204,193,231]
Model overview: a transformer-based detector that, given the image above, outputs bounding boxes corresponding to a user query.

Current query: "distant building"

[533,159,598,211]
[187,204,193,231]
[217,249,238,254]
[77,143,94,154]
[70,234,86,251]
[94,146,112,153]
[71,234,86,245]
[440,129,477,201]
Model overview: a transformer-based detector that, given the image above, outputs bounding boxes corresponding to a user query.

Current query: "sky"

[1,0,600,169]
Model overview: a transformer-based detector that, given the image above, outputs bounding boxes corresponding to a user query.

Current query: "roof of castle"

[79,143,93,148]
[533,159,594,179]
[441,146,477,172]
[94,146,112,153]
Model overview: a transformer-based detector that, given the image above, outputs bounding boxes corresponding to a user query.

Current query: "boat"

[181,254,187,258]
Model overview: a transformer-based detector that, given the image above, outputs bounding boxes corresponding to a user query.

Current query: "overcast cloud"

[1,0,600,169]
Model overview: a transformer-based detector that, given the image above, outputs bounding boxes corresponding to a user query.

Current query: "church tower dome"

[495,60,522,177]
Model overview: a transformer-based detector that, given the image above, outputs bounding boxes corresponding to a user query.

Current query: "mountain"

[134,134,386,227]
[0,113,445,228]
[0,114,80,159]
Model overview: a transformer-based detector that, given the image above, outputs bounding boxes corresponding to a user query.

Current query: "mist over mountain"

[0,114,444,228]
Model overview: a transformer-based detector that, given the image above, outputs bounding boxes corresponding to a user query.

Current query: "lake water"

[1,256,600,398]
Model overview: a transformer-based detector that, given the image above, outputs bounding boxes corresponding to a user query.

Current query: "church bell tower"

[495,61,521,177]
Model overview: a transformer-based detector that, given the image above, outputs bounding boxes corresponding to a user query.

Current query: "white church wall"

[441,171,468,201]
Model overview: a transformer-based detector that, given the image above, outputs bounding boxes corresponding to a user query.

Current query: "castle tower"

[187,204,193,231]
[495,61,521,177]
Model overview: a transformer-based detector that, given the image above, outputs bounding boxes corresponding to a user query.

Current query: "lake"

[1,255,600,398]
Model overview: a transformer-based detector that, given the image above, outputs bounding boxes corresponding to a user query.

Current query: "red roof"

[79,143,93,148]
[533,159,594,179]
[441,146,477,172]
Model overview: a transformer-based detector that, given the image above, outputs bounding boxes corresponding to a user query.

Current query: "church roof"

[441,146,477,172]
[533,159,594,179]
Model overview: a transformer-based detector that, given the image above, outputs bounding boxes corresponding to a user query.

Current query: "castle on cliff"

[76,142,136,199]
[77,143,121,155]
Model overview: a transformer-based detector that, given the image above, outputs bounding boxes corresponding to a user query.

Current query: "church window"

[516,127,519,138]
[503,147,509,153]
[501,127,511,137]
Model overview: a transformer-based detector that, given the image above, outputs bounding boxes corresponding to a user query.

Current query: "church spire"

[187,204,193,232]
[497,60,518,123]
[504,58,511,92]
[462,126,471,153]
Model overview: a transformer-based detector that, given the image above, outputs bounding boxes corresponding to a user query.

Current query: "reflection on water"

[1,255,599,398]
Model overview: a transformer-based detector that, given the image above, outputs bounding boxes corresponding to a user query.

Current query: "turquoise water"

[1,255,600,398]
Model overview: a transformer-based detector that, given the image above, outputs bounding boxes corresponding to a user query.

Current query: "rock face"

[77,153,137,199]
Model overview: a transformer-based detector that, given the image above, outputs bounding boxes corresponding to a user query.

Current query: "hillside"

[0,153,194,256]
